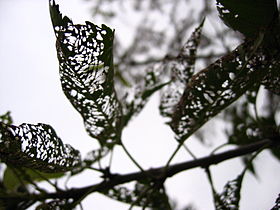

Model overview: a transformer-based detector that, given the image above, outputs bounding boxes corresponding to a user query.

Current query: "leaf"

[170,41,274,142]
[0,198,34,210]
[103,181,172,209]
[122,67,170,127]
[262,60,280,95]
[36,199,73,210]
[214,173,244,210]
[216,0,278,38]
[83,147,109,166]
[271,193,280,210]
[0,112,13,125]
[49,0,122,148]
[160,20,204,118]
[0,123,81,173]
[3,166,64,191]
[225,96,280,162]
[71,147,109,175]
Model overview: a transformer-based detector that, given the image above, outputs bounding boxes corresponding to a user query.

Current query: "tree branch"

[2,138,279,202]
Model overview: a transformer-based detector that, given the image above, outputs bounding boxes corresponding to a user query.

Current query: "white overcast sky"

[0,0,280,209]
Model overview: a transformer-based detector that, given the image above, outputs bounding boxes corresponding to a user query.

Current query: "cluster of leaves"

[0,0,280,209]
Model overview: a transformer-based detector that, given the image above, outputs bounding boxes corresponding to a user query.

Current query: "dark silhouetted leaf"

[36,199,73,210]
[103,181,172,209]
[160,20,204,118]
[49,0,122,148]
[171,41,274,141]
[71,147,109,175]
[0,123,81,173]
[262,60,280,95]
[122,68,169,126]
[83,147,109,166]
[225,94,280,163]
[214,173,244,210]
[0,198,34,210]
[216,0,278,38]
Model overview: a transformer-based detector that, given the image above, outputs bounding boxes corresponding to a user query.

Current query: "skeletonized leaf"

[214,173,244,210]
[49,0,122,147]
[0,123,81,173]
[103,182,172,209]
[216,0,278,38]
[122,67,169,126]
[160,20,204,118]
[262,60,280,95]
[36,199,73,210]
[171,41,273,141]
[71,147,109,175]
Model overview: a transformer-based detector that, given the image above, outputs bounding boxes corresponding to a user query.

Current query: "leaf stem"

[120,142,145,173]
[164,141,183,171]
[183,144,197,159]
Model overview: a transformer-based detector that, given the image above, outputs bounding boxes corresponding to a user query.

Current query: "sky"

[0,0,280,209]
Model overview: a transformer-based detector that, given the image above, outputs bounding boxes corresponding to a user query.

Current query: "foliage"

[213,173,244,210]
[50,1,122,147]
[0,123,81,173]
[216,0,278,38]
[103,181,172,209]
[0,0,280,209]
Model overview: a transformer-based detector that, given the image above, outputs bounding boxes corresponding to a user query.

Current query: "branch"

[2,138,279,202]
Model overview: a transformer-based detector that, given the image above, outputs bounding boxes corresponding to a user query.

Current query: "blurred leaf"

[216,0,278,38]
[271,193,280,210]
[50,0,122,148]
[103,181,172,209]
[0,123,81,173]
[0,198,34,210]
[170,41,274,142]
[262,60,280,95]
[36,199,74,210]
[3,166,64,191]
[71,147,109,175]
[122,69,169,127]
[0,112,13,125]
[225,96,280,162]
[214,173,245,210]
[226,103,259,145]
[160,20,204,118]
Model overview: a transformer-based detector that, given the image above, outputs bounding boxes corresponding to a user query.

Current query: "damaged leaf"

[171,41,273,141]
[160,20,204,118]
[50,0,122,148]
[0,123,81,173]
